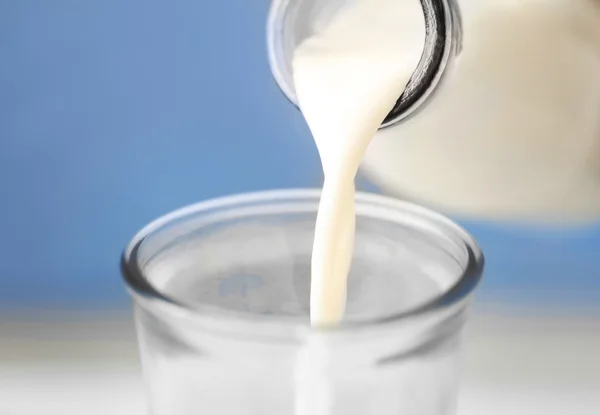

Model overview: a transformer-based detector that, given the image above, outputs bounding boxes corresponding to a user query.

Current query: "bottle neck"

[266,0,462,128]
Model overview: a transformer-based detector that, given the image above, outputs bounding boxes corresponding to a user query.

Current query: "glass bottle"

[267,0,600,224]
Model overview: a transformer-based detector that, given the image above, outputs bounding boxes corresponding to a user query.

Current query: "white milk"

[363,0,600,222]
[292,4,425,409]
[292,0,424,326]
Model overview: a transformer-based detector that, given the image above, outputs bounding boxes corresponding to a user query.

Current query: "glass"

[121,189,483,415]
[267,0,462,127]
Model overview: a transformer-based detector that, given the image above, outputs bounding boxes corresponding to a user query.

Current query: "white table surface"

[1,306,599,415]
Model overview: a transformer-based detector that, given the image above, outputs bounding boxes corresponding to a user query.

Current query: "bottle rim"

[266,0,463,128]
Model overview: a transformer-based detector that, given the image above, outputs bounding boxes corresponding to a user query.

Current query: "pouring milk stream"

[292,0,426,326]
[290,3,447,413]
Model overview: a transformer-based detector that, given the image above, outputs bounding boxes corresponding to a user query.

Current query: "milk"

[292,0,424,326]
[363,0,600,222]
[291,4,425,411]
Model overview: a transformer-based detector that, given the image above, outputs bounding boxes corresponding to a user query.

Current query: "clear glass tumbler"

[121,189,483,415]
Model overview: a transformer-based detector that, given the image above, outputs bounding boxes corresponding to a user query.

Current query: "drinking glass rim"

[121,188,484,334]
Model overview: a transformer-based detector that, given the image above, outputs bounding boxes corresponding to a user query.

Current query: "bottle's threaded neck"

[381,0,460,128]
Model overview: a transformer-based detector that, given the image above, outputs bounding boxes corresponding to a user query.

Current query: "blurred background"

[1,1,598,414]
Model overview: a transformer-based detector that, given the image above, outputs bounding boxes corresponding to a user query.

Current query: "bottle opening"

[267,0,462,129]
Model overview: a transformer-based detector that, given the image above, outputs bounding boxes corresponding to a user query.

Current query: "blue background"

[1,0,598,310]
